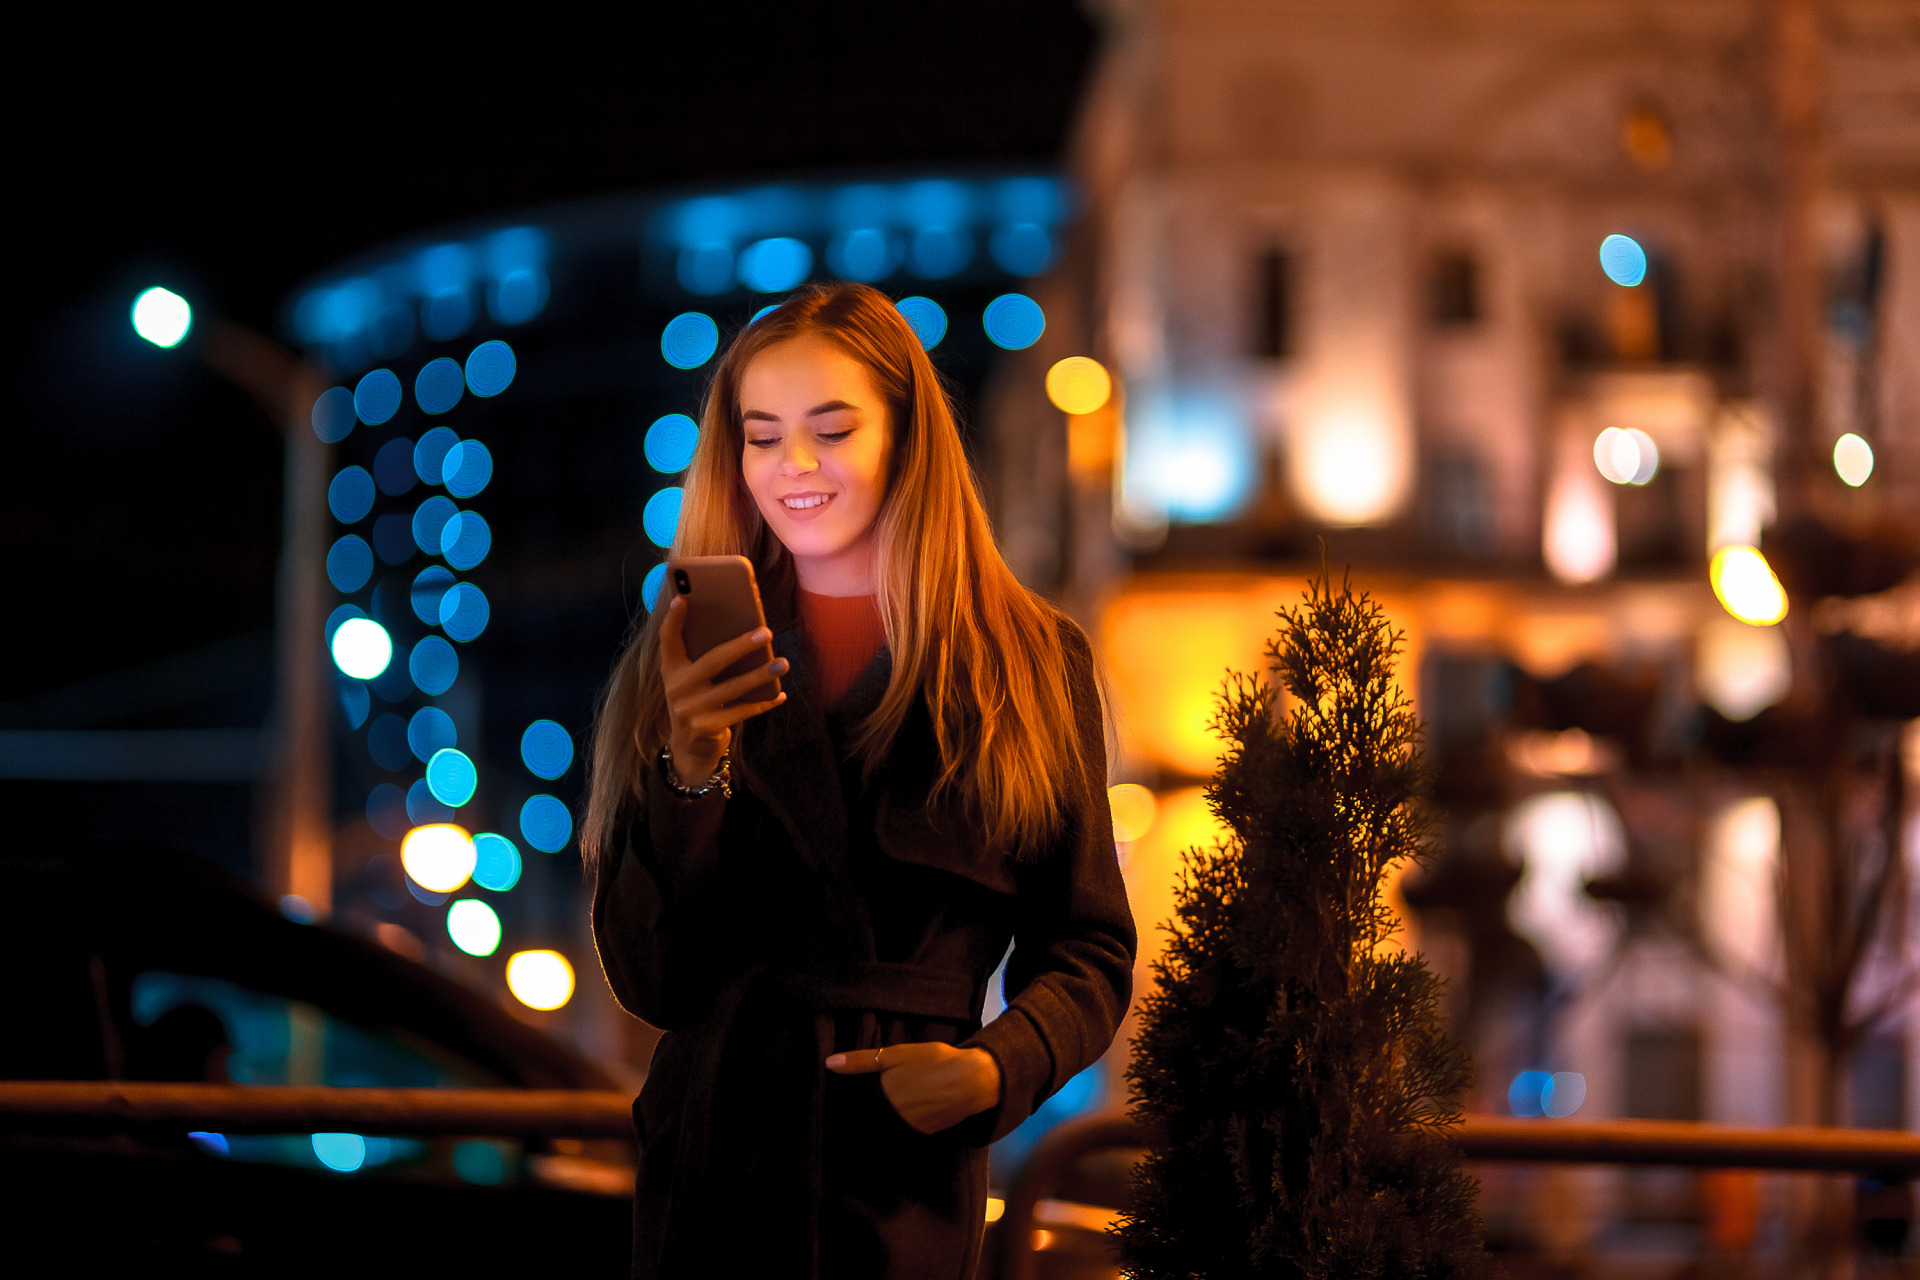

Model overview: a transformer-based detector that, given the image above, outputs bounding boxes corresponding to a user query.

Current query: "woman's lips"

[778,492,836,520]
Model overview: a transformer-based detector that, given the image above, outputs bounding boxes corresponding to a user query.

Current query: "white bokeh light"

[330,617,393,680]
[131,287,193,348]
[1834,433,1875,487]
[401,824,476,894]
[446,899,502,957]
[506,950,575,1011]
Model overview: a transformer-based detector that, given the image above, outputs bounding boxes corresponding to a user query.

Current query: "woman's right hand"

[658,594,789,787]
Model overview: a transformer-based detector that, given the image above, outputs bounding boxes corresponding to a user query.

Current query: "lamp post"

[133,291,334,916]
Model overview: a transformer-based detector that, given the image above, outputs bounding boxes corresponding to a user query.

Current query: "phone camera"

[674,570,691,594]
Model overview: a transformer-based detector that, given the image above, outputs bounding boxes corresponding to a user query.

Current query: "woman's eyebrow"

[806,400,859,417]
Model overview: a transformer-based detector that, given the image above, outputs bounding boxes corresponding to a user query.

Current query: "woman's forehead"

[739,334,881,412]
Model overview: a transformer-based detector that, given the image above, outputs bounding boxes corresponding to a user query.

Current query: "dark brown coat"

[592,616,1135,1279]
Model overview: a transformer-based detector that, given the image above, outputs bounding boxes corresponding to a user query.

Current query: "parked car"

[0,842,633,1276]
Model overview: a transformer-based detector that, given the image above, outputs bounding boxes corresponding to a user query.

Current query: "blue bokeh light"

[312,387,357,443]
[369,302,414,357]
[1508,1070,1551,1118]
[353,370,403,426]
[452,1140,507,1185]
[645,414,699,473]
[751,304,780,323]
[374,438,417,496]
[642,562,668,611]
[983,293,1045,350]
[368,716,412,773]
[409,636,459,696]
[995,176,1064,225]
[411,566,456,624]
[472,832,522,891]
[643,487,683,548]
[989,222,1054,276]
[902,178,969,227]
[412,495,458,555]
[406,778,456,827]
[677,244,733,295]
[366,781,409,837]
[407,707,457,762]
[312,1132,366,1173]
[422,291,473,342]
[895,297,947,350]
[489,268,549,323]
[520,794,573,853]
[426,748,478,807]
[440,510,491,570]
[909,226,971,278]
[442,440,493,498]
[414,427,460,486]
[414,357,465,415]
[1121,385,1257,523]
[325,603,365,644]
[828,228,896,282]
[326,535,374,592]
[673,194,745,246]
[465,340,517,397]
[328,466,375,524]
[520,720,574,780]
[439,582,490,642]
[661,313,720,369]
[374,515,415,564]
[1599,234,1648,287]
[337,676,370,730]
[738,237,812,292]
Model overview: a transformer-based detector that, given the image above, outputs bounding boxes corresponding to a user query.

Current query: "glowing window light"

[1834,433,1874,486]
[983,294,1045,350]
[312,387,357,443]
[407,706,457,762]
[311,1132,366,1172]
[414,426,461,486]
[440,510,492,570]
[442,440,493,498]
[643,487,683,548]
[426,747,478,807]
[330,617,393,680]
[1699,612,1792,720]
[1107,783,1157,844]
[642,562,668,611]
[1593,427,1659,485]
[662,313,720,369]
[131,286,192,348]
[411,565,456,624]
[439,582,490,642]
[1544,1072,1588,1118]
[366,782,409,839]
[828,228,896,281]
[409,635,459,696]
[738,237,812,293]
[1710,545,1788,625]
[520,794,573,853]
[337,675,370,730]
[646,413,699,473]
[375,437,417,496]
[489,267,549,324]
[895,296,947,350]
[909,226,972,278]
[1045,357,1112,415]
[677,244,734,295]
[472,832,522,891]
[328,466,376,524]
[326,535,374,592]
[520,720,574,780]
[1123,388,1256,524]
[446,899,502,957]
[414,357,465,415]
[401,822,476,893]
[465,340,517,397]
[406,779,456,828]
[1505,791,1625,977]
[353,369,403,426]
[1599,234,1648,287]
[506,949,576,1010]
[1543,465,1615,585]
[990,222,1054,276]
[412,495,458,554]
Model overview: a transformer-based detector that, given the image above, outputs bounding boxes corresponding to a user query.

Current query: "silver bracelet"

[658,743,731,800]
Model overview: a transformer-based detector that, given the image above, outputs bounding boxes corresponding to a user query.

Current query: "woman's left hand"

[825,1043,1002,1135]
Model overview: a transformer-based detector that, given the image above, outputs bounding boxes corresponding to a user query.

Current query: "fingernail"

[773,659,789,672]
[753,627,771,642]
[824,1053,846,1068]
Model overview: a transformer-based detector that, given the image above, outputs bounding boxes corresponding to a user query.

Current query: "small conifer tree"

[1120,570,1490,1280]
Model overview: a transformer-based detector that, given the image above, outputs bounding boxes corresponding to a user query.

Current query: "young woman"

[585,281,1134,1280]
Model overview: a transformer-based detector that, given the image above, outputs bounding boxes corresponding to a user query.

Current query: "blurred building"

[985,0,1920,1256]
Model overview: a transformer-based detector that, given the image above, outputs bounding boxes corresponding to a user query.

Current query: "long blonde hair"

[582,282,1089,875]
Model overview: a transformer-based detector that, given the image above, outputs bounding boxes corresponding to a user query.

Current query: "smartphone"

[667,555,781,706]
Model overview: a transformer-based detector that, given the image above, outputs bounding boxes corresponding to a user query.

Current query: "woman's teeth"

[783,494,832,510]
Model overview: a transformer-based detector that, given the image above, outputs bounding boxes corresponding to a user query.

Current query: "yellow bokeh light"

[984,1197,1006,1223]
[506,949,576,1010]
[401,824,476,893]
[1107,783,1158,844]
[1045,356,1112,415]
[1834,433,1874,487]
[1710,545,1788,626]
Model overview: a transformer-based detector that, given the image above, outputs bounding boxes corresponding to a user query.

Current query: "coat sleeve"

[958,621,1136,1143]
[590,760,736,1031]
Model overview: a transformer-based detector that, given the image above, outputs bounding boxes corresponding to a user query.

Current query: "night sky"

[4,2,1097,702]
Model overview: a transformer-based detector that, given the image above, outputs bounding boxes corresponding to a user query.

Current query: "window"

[1251,247,1294,358]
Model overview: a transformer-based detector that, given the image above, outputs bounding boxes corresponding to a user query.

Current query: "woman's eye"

[817,429,854,443]
[746,437,780,449]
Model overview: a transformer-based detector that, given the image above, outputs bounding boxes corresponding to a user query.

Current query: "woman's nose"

[781,440,818,473]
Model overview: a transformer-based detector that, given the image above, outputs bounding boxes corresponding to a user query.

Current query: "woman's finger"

[824,1049,887,1074]
[684,692,786,737]
[658,595,688,670]
[683,627,775,683]
[678,659,788,713]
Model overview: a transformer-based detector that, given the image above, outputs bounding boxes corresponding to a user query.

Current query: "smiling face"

[738,333,894,596]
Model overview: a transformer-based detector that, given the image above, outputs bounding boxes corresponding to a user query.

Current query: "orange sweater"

[798,591,886,708]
